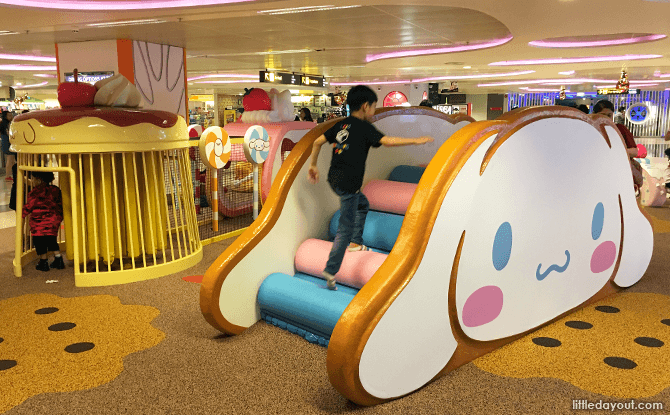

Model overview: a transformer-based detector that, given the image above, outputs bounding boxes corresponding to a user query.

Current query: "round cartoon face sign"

[626,103,650,125]
[199,126,231,169]
[243,125,270,164]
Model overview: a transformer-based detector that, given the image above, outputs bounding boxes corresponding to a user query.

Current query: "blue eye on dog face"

[592,203,604,241]
[492,222,512,271]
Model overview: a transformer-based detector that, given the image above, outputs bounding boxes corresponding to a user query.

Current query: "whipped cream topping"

[94,74,143,108]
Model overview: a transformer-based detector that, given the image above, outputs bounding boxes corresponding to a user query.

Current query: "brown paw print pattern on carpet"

[0,294,165,413]
[474,293,670,398]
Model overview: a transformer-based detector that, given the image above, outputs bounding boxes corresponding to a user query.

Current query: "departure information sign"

[260,71,326,87]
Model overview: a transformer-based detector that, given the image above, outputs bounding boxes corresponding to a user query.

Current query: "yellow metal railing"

[14,150,203,287]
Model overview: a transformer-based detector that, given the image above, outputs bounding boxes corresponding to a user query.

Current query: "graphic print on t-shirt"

[334,124,350,154]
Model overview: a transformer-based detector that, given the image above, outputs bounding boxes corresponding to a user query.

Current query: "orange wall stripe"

[54,43,61,84]
[117,39,134,84]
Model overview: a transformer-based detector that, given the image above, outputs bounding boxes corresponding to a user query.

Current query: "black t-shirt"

[323,116,384,193]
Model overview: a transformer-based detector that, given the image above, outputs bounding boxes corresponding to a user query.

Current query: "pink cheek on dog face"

[462,286,504,328]
[590,241,617,273]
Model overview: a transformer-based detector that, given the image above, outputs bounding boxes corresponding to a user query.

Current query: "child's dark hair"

[346,85,378,112]
[593,99,614,114]
[32,171,54,184]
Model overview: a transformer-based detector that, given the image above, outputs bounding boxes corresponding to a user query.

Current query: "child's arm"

[308,135,328,184]
[380,136,434,147]
[22,193,34,219]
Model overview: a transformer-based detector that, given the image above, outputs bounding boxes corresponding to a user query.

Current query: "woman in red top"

[22,171,65,271]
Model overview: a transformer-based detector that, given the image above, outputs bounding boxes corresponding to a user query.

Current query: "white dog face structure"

[334,109,654,404]
[451,115,654,341]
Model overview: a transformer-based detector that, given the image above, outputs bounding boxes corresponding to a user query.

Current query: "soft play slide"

[200,106,653,405]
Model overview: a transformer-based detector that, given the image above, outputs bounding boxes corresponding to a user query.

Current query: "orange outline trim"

[55,43,61,84]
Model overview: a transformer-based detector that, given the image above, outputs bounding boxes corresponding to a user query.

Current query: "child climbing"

[308,85,434,290]
[22,171,65,272]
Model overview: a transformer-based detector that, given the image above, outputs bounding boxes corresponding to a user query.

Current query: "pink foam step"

[362,180,417,215]
[295,239,387,289]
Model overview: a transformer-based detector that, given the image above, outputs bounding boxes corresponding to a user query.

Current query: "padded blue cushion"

[258,273,357,340]
[329,210,404,252]
[388,165,426,184]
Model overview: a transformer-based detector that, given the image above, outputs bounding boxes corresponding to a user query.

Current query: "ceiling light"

[187,74,257,81]
[86,19,166,27]
[0,31,19,36]
[0,64,57,71]
[14,81,48,88]
[190,49,312,58]
[0,53,56,62]
[366,35,513,62]
[258,5,361,15]
[0,0,254,10]
[489,54,662,66]
[529,34,666,48]
[558,70,575,75]
[330,80,411,86]
[194,79,259,84]
[411,70,535,83]
[33,73,57,78]
[463,66,472,69]
[478,78,619,87]
[519,87,569,92]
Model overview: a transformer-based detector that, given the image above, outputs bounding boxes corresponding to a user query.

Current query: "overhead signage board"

[260,71,326,87]
[64,71,114,85]
[260,71,300,86]
[596,88,640,95]
[301,75,326,88]
[190,94,214,102]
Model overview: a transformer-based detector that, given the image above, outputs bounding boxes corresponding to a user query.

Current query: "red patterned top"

[22,184,63,236]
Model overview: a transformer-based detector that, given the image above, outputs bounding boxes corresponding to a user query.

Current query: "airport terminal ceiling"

[0,0,670,95]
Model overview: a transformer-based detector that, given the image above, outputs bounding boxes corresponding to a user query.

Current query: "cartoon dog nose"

[536,250,571,281]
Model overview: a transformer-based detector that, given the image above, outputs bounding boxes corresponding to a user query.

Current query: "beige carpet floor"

[1,206,670,415]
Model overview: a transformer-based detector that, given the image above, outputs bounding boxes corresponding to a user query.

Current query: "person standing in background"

[1,110,15,182]
[614,106,626,124]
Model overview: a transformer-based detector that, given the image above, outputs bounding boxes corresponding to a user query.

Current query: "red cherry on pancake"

[57,68,97,107]
[243,88,271,112]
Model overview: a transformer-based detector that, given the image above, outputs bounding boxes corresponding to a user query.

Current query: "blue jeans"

[324,186,369,275]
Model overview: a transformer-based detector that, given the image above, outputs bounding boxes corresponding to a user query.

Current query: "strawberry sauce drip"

[14,107,179,128]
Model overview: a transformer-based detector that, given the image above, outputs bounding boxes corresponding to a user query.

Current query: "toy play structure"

[200,106,653,405]
[192,121,315,220]
[11,109,202,286]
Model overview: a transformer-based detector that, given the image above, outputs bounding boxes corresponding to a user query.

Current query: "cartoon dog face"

[453,116,653,341]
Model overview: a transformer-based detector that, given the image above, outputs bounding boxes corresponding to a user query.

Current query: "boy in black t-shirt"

[308,85,433,290]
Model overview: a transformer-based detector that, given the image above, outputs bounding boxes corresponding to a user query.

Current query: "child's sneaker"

[322,271,337,291]
[50,256,65,270]
[347,243,369,252]
[36,259,49,272]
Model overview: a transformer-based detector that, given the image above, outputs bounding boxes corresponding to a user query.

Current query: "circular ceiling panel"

[529,33,666,48]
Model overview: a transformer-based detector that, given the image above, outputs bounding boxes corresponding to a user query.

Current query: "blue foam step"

[329,210,403,252]
[388,165,426,184]
[258,273,358,345]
